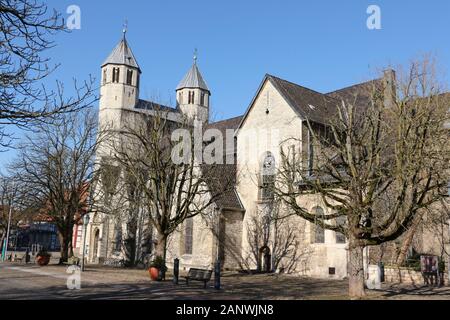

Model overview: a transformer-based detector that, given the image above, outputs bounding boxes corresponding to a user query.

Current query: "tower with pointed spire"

[176,50,210,123]
[99,29,141,128]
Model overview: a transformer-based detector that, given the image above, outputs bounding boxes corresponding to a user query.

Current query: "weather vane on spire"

[193,48,198,64]
[123,19,128,37]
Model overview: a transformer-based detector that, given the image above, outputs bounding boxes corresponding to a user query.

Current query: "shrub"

[149,255,167,272]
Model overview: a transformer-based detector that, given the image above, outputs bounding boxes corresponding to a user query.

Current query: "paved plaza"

[1,261,450,300]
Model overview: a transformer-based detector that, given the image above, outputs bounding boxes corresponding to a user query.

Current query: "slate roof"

[135,99,179,114]
[268,75,340,125]
[205,115,243,134]
[102,36,140,71]
[326,78,384,111]
[204,115,245,211]
[176,63,210,92]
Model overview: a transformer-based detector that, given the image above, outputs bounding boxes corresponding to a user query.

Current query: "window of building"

[178,92,183,105]
[184,218,194,254]
[259,152,275,201]
[113,223,122,252]
[312,206,325,243]
[188,91,195,104]
[103,69,107,85]
[200,92,205,106]
[126,69,133,85]
[112,67,120,83]
[335,216,346,244]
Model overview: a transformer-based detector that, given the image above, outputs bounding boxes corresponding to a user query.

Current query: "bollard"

[173,258,179,285]
[25,248,30,264]
[214,260,221,290]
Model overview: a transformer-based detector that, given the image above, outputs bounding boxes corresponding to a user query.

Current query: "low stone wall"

[384,266,448,286]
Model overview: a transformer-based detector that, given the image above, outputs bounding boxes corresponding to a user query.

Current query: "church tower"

[176,52,210,123]
[99,30,141,129]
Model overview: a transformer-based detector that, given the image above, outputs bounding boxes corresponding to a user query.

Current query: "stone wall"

[384,266,448,286]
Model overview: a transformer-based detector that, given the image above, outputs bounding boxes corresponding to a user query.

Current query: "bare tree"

[108,109,234,268]
[0,0,95,148]
[275,58,450,298]
[0,175,22,253]
[11,107,101,263]
[245,199,308,274]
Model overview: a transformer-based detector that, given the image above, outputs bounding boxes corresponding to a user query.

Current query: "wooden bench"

[185,268,212,289]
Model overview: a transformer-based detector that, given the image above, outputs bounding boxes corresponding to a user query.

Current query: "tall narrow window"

[178,92,183,105]
[259,152,275,201]
[103,69,107,85]
[312,206,325,244]
[200,92,205,106]
[113,223,122,252]
[112,68,120,83]
[126,69,133,85]
[184,218,194,254]
[188,91,195,104]
[335,216,346,244]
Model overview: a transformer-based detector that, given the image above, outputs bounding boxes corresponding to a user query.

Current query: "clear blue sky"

[1,0,450,170]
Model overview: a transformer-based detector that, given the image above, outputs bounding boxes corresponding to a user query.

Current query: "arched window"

[188,91,195,104]
[112,67,120,83]
[311,206,325,243]
[184,217,194,254]
[335,216,346,244]
[126,69,133,85]
[113,222,122,252]
[200,92,205,106]
[259,152,275,201]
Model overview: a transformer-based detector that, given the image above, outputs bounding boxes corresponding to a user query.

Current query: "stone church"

[79,33,446,279]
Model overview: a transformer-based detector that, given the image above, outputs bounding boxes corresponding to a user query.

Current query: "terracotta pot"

[149,267,160,281]
[36,255,50,266]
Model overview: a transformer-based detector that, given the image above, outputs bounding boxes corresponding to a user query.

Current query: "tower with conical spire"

[176,50,210,123]
[99,28,141,129]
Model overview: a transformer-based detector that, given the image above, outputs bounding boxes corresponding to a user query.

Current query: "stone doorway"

[259,246,271,273]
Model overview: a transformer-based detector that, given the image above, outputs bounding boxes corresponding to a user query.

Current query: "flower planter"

[149,267,161,281]
[36,255,50,266]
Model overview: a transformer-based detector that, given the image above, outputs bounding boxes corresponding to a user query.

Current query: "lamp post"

[81,213,90,272]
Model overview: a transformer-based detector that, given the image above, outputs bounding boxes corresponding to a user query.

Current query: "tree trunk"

[0,234,5,251]
[395,216,421,266]
[58,232,70,264]
[123,217,137,267]
[154,232,168,280]
[154,232,167,260]
[348,236,366,299]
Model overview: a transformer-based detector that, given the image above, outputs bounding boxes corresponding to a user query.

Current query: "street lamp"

[81,213,90,272]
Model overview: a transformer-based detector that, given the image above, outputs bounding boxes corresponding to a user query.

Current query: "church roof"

[268,75,340,125]
[135,99,179,113]
[237,73,388,132]
[102,36,141,71]
[203,115,245,211]
[176,63,209,92]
